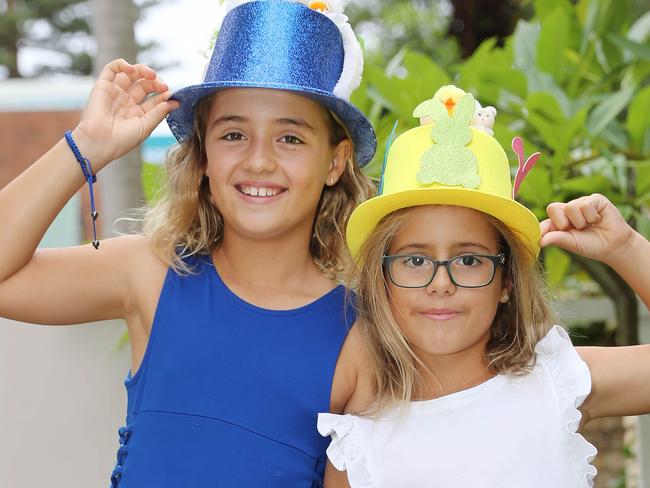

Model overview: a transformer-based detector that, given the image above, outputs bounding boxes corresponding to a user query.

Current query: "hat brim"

[166,81,377,167]
[346,187,541,258]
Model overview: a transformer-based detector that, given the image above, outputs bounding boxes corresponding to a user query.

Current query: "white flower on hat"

[302,0,363,100]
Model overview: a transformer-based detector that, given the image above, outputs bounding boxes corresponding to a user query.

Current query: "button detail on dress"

[110,425,133,487]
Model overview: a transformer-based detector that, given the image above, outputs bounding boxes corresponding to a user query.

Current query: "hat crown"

[207,1,344,94]
[381,125,512,199]
[346,88,541,258]
[165,0,377,166]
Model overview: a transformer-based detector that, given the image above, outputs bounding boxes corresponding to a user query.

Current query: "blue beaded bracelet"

[64,130,100,249]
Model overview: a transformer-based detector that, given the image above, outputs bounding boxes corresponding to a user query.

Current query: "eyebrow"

[392,241,494,254]
[275,117,315,132]
[210,115,247,130]
[209,115,315,132]
[455,242,493,253]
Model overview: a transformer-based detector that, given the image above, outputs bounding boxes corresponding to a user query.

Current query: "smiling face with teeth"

[202,88,351,243]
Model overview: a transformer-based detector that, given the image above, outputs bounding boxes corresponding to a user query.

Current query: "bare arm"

[324,461,352,488]
[540,194,650,421]
[0,59,177,325]
[601,231,650,309]
[324,324,374,488]
[578,344,650,421]
[330,322,375,414]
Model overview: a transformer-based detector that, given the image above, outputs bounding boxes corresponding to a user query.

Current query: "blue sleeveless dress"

[110,254,354,487]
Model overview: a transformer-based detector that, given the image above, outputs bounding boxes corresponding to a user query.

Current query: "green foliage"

[141,162,166,204]
[0,0,92,77]
[0,0,161,78]
[543,247,571,287]
[346,0,459,68]
[354,0,649,297]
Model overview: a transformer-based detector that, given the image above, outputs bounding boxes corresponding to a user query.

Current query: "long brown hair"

[144,92,375,276]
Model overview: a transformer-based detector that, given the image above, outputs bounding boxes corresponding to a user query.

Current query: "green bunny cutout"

[412,93,480,188]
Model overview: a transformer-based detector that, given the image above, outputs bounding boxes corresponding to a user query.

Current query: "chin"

[410,325,491,358]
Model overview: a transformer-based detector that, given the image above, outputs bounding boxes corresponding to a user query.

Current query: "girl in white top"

[318,86,650,488]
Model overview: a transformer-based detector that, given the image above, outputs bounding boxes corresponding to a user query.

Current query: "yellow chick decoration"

[435,85,467,114]
[419,85,467,125]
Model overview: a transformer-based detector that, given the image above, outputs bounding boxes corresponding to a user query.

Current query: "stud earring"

[501,294,510,303]
[329,177,335,186]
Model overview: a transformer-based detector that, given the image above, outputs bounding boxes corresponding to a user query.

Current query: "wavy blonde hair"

[351,205,555,413]
[144,93,375,276]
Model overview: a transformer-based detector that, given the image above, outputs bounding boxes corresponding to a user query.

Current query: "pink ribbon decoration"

[511,136,541,199]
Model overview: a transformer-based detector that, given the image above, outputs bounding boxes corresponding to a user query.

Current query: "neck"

[416,336,494,400]
[212,223,335,308]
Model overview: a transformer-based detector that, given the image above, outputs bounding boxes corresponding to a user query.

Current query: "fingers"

[96,59,173,113]
[98,59,162,97]
[580,197,602,225]
[98,59,156,84]
[545,202,570,230]
[545,194,606,232]
[539,230,577,250]
[539,218,556,237]
[539,218,570,249]
[564,201,589,229]
[140,90,178,113]
[140,92,180,132]
[126,78,170,105]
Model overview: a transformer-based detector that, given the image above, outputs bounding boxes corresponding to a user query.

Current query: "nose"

[242,136,276,174]
[425,262,456,295]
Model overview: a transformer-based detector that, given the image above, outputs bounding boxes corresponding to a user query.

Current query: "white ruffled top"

[318,326,598,488]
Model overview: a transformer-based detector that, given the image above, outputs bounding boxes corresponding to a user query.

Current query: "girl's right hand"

[71,59,180,172]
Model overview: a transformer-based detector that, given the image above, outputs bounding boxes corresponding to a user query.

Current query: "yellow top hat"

[347,87,541,259]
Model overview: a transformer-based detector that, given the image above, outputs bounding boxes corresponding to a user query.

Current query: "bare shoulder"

[116,234,167,287]
[114,234,168,324]
[330,321,375,414]
[93,234,167,303]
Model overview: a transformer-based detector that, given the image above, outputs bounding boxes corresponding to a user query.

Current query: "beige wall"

[0,318,130,488]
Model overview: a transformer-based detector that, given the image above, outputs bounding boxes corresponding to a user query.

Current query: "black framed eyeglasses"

[382,253,506,289]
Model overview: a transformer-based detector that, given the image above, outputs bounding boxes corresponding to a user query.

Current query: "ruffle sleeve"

[535,325,598,487]
[317,413,374,487]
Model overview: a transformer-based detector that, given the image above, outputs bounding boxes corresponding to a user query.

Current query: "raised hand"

[71,59,179,172]
[539,193,636,265]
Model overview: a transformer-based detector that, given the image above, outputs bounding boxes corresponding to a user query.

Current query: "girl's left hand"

[539,193,635,265]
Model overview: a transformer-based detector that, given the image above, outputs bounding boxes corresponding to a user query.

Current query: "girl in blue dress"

[0,1,376,486]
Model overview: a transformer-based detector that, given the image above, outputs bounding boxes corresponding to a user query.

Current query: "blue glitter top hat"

[166,0,377,166]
